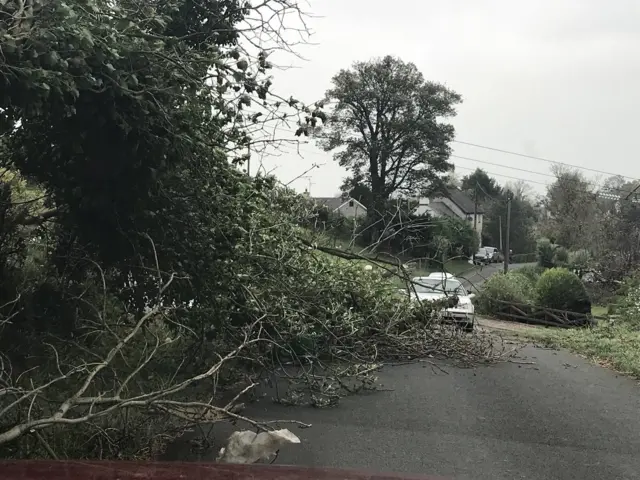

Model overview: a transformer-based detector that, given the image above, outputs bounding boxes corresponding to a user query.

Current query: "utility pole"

[301,176,314,195]
[473,183,479,246]
[499,216,503,252]
[504,192,512,273]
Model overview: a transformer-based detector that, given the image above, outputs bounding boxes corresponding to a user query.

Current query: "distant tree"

[601,175,627,194]
[459,171,536,253]
[460,168,502,203]
[320,55,462,237]
[340,178,373,209]
[541,166,599,249]
[444,172,462,189]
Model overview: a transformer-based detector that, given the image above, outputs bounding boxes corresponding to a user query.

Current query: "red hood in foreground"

[0,461,448,480]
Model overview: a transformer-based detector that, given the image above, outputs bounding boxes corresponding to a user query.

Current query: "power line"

[453,140,637,181]
[451,154,555,179]
[254,125,638,182]
[454,165,549,187]
[454,165,639,203]
[271,144,636,196]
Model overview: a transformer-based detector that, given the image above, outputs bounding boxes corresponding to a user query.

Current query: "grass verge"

[501,307,640,378]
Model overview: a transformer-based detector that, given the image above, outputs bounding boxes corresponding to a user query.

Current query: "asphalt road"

[187,347,640,480]
[164,262,640,479]
[459,261,530,292]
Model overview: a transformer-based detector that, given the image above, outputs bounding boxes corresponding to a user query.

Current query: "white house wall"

[335,201,367,218]
[430,196,483,237]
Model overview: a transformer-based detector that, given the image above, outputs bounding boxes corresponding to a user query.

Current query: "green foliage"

[535,268,590,313]
[568,249,591,273]
[428,215,479,258]
[461,168,502,201]
[553,246,569,266]
[540,168,598,250]
[476,271,535,314]
[515,265,545,283]
[618,284,640,328]
[0,1,497,461]
[522,322,640,378]
[320,55,462,234]
[386,213,478,260]
[536,237,556,268]
[465,175,538,256]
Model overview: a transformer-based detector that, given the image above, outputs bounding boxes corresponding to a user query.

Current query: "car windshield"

[413,278,466,295]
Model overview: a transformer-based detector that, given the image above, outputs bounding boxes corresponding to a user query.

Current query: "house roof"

[442,188,484,215]
[312,196,367,211]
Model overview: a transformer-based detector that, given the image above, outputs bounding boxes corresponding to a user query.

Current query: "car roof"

[427,272,455,279]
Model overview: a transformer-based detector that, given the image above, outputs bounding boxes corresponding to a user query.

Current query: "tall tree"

[460,168,503,205]
[319,55,462,232]
[541,166,599,249]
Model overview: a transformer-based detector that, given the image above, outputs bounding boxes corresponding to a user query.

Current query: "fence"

[488,299,605,328]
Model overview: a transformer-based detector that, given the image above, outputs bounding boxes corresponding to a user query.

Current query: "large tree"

[460,170,537,254]
[319,55,462,231]
[461,168,503,203]
[541,166,599,249]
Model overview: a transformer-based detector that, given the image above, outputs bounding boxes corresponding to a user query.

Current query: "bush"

[568,249,590,274]
[536,238,555,268]
[516,265,545,283]
[535,268,591,314]
[476,271,535,315]
[553,246,569,266]
[618,281,640,328]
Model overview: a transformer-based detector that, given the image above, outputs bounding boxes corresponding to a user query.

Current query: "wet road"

[197,346,640,480]
[164,263,640,479]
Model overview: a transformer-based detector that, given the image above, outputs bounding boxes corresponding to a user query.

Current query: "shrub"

[567,249,590,274]
[536,238,555,268]
[476,271,535,315]
[535,268,591,314]
[516,265,545,283]
[553,246,569,266]
[618,282,640,328]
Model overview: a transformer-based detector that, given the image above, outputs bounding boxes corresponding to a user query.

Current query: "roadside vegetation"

[0,0,505,463]
[512,279,640,377]
[476,165,640,377]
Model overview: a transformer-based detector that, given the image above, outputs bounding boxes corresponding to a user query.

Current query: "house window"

[349,200,354,207]
[467,215,473,221]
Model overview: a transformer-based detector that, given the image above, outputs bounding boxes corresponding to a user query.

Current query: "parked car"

[484,246,500,263]
[408,275,476,332]
[427,272,455,280]
[471,247,491,265]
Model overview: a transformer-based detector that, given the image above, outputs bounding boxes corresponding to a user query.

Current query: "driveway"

[172,347,640,480]
[458,262,532,293]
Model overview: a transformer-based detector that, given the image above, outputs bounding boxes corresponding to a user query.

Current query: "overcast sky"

[251,0,640,198]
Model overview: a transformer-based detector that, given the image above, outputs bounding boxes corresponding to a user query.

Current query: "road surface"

[174,347,640,479]
[459,261,531,292]
[164,263,640,479]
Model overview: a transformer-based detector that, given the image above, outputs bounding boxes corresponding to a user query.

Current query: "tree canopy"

[319,55,462,223]
[461,168,503,203]
[540,167,598,249]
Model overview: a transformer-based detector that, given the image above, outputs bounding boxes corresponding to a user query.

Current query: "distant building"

[414,188,483,238]
[312,194,368,219]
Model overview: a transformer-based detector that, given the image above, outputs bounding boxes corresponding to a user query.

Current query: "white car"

[427,272,455,280]
[409,275,476,332]
[470,248,492,265]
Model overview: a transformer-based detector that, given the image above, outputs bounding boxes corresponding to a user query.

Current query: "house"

[312,195,368,219]
[414,188,483,238]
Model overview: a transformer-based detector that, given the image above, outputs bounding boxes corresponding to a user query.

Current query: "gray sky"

[252,0,640,198]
